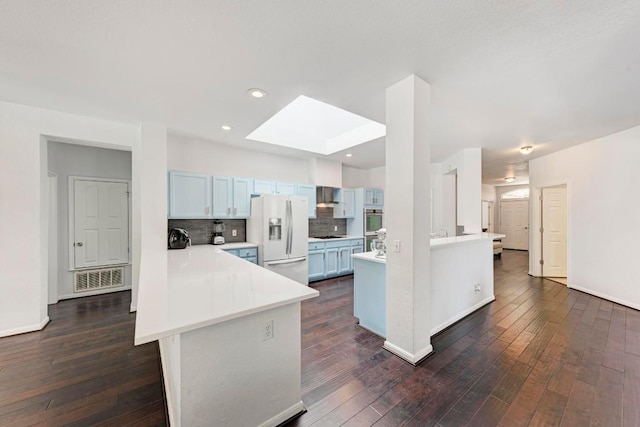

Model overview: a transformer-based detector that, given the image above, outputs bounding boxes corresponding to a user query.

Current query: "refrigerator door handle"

[265,257,306,266]
[286,199,293,255]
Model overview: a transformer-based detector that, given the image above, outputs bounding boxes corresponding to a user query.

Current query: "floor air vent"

[75,267,124,293]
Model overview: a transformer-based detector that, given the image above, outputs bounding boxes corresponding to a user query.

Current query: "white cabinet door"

[338,246,351,274]
[325,248,339,276]
[334,189,356,218]
[168,171,211,218]
[74,180,129,269]
[232,178,253,218]
[297,184,316,218]
[365,188,383,206]
[212,176,232,218]
[253,180,276,194]
[276,182,296,195]
[308,250,325,281]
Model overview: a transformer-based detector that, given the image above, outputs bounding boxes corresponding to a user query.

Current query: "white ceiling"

[2,1,640,184]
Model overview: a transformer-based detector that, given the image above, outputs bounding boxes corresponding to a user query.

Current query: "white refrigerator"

[247,195,309,285]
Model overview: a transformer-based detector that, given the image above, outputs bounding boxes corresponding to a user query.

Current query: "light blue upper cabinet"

[334,188,356,218]
[276,182,296,195]
[232,178,253,218]
[212,176,233,218]
[297,184,317,218]
[213,176,253,218]
[253,180,276,195]
[365,188,384,207]
[168,171,212,219]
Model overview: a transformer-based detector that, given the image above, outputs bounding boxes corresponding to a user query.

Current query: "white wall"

[167,133,312,184]
[342,166,368,188]
[529,125,640,309]
[368,167,386,190]
[0,101,139,337]
[47,142,133,300]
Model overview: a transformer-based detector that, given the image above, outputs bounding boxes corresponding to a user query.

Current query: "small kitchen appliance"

[212,221,225,245]
[370,228,386,258]
[168,228,191,249]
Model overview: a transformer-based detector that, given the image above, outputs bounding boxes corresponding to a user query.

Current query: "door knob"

[524,227,528,230]
[76,242,83,247]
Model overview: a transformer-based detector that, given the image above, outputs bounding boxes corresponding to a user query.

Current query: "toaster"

[168,228,191,249]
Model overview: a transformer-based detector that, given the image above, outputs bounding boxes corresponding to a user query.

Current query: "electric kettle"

[168,228,191,249]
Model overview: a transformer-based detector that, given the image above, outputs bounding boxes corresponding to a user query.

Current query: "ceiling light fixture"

[248,88,267,98]
[345,153,353,157]
[519,145,533,155]
[505,176,516,183]
[221,125,232,131]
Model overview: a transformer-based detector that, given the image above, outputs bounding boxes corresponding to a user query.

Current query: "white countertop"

[308,235,364,242]
[351,251,387,264]
[430,233,505,249]
[134,245,318,345]
[209,242,258,250]
[351,233,506,264]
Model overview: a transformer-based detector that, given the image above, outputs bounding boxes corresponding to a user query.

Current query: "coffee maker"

[212,221,225,245]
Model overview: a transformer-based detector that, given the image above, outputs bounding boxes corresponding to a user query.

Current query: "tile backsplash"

[309,207,347,237]
[168,219,246,245]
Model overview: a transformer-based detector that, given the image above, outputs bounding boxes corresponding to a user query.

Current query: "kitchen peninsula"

[352,233,504,339]
[134,246,318,427]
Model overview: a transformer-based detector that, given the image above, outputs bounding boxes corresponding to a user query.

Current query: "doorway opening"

[500,199,529,250]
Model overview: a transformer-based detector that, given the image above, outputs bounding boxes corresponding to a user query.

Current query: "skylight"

[246,95,386,155]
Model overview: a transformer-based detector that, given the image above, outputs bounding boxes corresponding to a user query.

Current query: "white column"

[131,123,167,311]
[384,75,432,364]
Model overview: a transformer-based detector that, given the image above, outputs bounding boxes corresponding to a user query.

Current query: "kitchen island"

[135,245,318,427]
[352,233,504,340]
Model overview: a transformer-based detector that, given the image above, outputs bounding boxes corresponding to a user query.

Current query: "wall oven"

[364,209,383,251]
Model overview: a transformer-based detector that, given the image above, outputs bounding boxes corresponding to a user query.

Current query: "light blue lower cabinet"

[222,247,258,264]
[308,238,364,282]
[308,250,326,281]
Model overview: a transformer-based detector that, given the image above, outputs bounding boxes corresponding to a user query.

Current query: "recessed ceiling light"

[520,145,533,155]
[346,153,353,157]
[221,125,232,131]
[505,176,516,183]
[248,88,267,98]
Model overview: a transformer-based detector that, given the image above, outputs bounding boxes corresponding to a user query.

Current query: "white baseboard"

[383,341,434,365]
[0,316,50,338]
[57,285,131,301]
[430,295,496,336]
[568,284,640,311]
[257,401,305,427]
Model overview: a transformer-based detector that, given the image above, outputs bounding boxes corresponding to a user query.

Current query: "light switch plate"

[393,240,401,252]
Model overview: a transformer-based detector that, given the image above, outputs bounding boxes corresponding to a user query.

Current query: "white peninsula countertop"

[134,245,318,345]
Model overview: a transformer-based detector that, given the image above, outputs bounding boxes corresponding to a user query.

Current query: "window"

[501,188,529,200]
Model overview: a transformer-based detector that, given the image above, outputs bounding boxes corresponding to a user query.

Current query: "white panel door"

[74,180,129,269]
[542,187,567,277]
[500,200,529,250]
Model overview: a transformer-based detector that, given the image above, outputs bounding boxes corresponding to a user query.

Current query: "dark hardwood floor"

[289,250,640,426]
[0,292,167,426]
[1,250,639,426]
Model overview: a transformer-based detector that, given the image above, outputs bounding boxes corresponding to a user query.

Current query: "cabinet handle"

[205,206,210,215]
[343,209,346,216]
[227,207,230,215]
[234,207,237,215]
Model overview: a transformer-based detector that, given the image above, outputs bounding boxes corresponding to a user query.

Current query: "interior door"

[500,200,529,250]
[542,186,567,277]
[74,180,129,269]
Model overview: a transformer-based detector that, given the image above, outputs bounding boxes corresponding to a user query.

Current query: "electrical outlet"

[334,225,338,231]
[232,229,237,237]
[393,240,401,252]
[474,284,481,293]
[263,320,274,340]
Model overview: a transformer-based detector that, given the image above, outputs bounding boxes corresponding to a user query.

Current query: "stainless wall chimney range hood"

[316,186,337,206]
